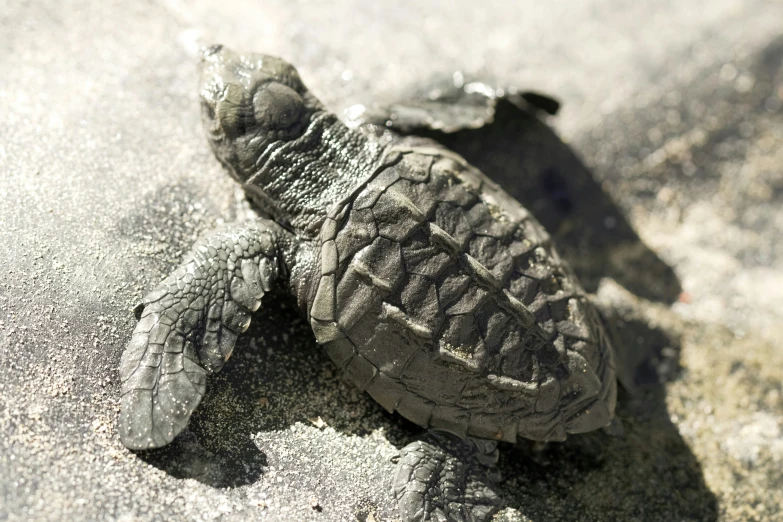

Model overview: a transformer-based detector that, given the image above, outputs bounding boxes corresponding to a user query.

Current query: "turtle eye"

[253,82,304,131]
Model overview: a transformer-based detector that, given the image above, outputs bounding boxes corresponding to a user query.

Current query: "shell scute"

[372,182,428,242]
[334,207,377,264]
[348,317,420,379]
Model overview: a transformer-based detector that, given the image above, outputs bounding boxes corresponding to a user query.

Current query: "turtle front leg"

[119,218,296,450]
[344,80,559,136]
[393,431,503,522]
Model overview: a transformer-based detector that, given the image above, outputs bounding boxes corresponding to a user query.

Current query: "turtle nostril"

[202,44,224,60]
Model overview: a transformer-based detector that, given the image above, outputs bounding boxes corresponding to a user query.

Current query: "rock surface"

[1,1,782,521]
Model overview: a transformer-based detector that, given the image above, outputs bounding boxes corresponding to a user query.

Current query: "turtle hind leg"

[119,217,293,450]
[393,432,503,522]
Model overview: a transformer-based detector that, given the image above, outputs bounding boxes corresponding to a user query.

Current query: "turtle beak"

[198,44,228,100]
[199,44,228,81]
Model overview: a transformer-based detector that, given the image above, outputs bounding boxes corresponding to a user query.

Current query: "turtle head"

[198,44,326,184]
[198,45,379,234]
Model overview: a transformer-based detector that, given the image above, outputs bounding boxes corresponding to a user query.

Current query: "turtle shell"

[307,144,616,442]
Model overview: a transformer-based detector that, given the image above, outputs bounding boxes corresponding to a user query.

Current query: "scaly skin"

[393,433,502,522]
[119,218,300,449]
[118,45,620,522]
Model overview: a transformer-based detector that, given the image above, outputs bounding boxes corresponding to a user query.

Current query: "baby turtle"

[119,45,618,522]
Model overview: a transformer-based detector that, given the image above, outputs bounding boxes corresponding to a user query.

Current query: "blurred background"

[1,1,782,520]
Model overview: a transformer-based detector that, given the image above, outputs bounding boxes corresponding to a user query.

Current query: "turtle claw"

[118,218,285,450]
[393,433,503,522]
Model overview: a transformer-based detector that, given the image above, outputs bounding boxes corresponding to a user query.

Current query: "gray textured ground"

[2,1,783,521]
